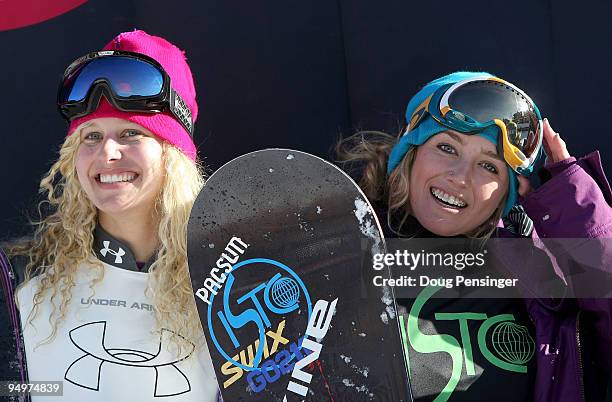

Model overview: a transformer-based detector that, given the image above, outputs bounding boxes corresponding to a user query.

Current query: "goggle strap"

[405,94,433,135]
[170,88,194,136]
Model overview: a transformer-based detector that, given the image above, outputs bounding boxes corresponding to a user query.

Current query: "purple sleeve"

[522,151,612,372]
[522,151,612,238]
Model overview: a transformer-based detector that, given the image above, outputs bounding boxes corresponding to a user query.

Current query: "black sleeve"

[9,254,28,288]
[0,247,29,387]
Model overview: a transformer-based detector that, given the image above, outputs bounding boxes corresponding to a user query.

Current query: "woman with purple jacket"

[337,72,611,401]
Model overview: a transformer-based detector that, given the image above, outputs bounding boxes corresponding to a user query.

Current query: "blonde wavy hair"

[11,130,206,352]
[336,130,506,240]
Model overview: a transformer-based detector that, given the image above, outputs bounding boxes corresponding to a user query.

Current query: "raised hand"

[542,118,571,164]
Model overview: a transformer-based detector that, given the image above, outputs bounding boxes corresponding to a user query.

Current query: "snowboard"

[0,249,30,402]
[187,149,413,401]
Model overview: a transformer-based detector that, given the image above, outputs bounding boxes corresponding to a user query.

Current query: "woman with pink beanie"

[1,30,219,401]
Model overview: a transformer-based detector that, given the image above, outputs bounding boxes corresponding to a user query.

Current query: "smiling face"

[75,118,165,222]
[408,130,508,236]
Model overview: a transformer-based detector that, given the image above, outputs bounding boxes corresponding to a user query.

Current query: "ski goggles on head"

[57,50,194,136]
[407,76,543,175]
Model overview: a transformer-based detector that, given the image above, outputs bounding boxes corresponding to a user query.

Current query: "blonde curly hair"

[11,129,206,352]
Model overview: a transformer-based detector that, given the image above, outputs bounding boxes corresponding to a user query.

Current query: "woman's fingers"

[542,118,571,163]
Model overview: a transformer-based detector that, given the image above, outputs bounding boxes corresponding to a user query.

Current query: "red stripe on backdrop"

[0,0,87,31]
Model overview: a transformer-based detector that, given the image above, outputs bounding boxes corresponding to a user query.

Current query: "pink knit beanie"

[67,30,198,161]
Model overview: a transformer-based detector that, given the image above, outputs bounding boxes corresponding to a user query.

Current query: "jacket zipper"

[575,311,586,402]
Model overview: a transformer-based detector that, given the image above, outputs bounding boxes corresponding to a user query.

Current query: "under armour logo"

[99,241,125,264]
[65,321,194,397]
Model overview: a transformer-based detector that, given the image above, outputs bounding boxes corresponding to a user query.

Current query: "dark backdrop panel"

[339,0,558,133]
[1,0,611,240]
[130,0,349,165]
[550,1,612,162]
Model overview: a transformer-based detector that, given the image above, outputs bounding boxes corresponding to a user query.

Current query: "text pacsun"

[195,236,248,305]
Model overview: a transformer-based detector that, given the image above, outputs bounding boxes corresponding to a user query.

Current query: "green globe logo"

[491,321,535,365]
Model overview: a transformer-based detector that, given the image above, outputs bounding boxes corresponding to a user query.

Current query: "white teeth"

[99,173,136,184]
[431,188,466,207]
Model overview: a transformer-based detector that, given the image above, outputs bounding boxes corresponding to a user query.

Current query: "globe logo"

[491,321,535,365]
[270,276,300,310]
[207,258,312,372]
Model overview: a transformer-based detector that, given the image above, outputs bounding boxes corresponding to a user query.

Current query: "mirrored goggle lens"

[61,57,164,102]
[447,80,541,158]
